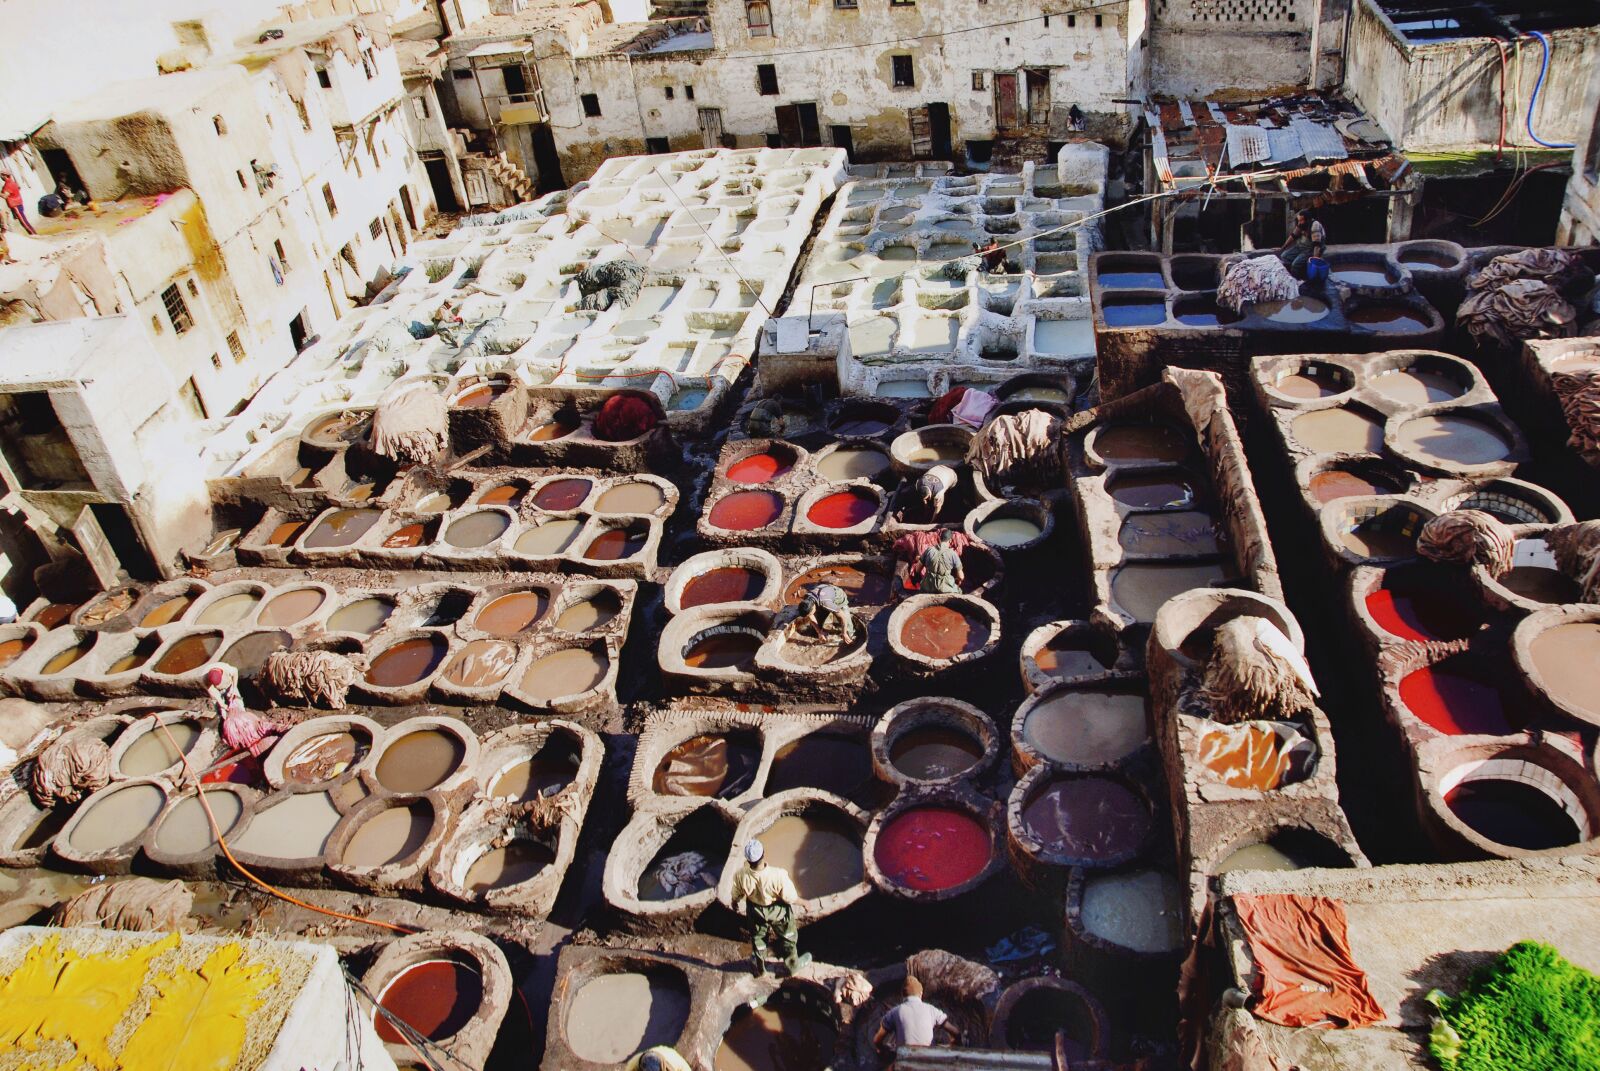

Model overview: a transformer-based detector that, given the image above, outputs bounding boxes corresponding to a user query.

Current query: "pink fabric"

[950,389,998,429]
[222,709,287,758]
[928,387,970,425]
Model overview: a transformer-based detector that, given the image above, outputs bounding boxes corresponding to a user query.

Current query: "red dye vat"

[584,527,646,561]
[727,452,792,485]
[873,806,990,891]
[682,567,766,608]
[375,959,484,1043]
[533,478,592,511]
[1399,657,1519,735]
[900,605,987,659]
[1365,574,1484,643]
[807,489,878,529]
[709,491,784,531]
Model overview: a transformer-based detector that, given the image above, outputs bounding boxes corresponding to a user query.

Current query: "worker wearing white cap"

[730,837,805,976]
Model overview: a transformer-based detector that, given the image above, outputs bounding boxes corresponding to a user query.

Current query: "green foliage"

[1428,941,1600,1071]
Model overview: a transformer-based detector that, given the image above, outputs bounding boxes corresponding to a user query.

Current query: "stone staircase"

[487,152,536,203]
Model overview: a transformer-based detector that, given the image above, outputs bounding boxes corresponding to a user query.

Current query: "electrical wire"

[1522,31,1576,150]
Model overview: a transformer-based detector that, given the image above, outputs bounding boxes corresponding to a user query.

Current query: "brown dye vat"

[367,636,448,687]
[1005,988,1098,1057]
[1446,778,1582,850]
[376,959,485,1044]
[1022,692,1147,766]
[1034,634,1111,679]
[1119,510,1219,555]
[41,638,94,675]
[554,590,623,632]
[1396,415,1510,466]
[478,483,528,507]
[519,646,608,699]
[1110,562,1230,623]
[759,812,863,899]
[533,478,593,511]
[1309,469,1402,503]
[890,727,982,779]
[455,383,507,408]
[305,509,382,549]
[68,783,165,853]
[120,722,200,776]
[1338,515,1419,558]
[476,591,549,634]
[343,480,380,502]
[1530,623,1600,719]
[1372,368,1464,405]
[465,840,555,891]
[516,518,585,555]
[596,482,666,515]
[267,521,310,547]
[140,593,197,627]
[903,442,967,465]
[445,512,510,549]
[33,603,78,629]
[654,733,760,798]
[566,971,690,1064]
[1106,472,1196,510]
[284,731,367,783]
[220,631,291,677]
[376,730,465,793]
[1501,567,1580,604]
[1330,261,1395,287]
[815,447,892,482]
[785,565,894,607]
[197,592,261,626]
[344,802,433,867]
[1022,776,1149,861]
[442,639,518,688]
[682,567,765,609]
[684,631,761,670]
[258,588,326,626]
[1274,367,1345,399]
[1290,408,1383,454]
[709,491,785,531]
[307,412,369,443]
[329,598,394,634]
[232,791,343,857]
[901,605,988,659]
[1400,249,1457,270]
[383,523,430,549]
[490,744,580,800]
[15,804,75,850]
[584,526,647,561]
[766,735,873,798]
[1256,296,1329,323]
[526,418,578,441]
[1349,306,1430,331]
[714,994,837,1071]
[153,633,220,675]
[0,635,36,671]
[155,792,243,855]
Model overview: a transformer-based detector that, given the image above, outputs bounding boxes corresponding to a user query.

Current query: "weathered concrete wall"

[1343,0,1600,152]
[1148,0,1321,98]
[1557,57,1600,246]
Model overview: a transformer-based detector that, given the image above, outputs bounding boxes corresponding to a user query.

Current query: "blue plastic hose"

[1524,31,1576,150]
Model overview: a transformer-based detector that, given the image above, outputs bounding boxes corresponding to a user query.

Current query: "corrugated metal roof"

[1290,116,1350,161]
[1265,125,1304,164]
[1225,124,1271,166]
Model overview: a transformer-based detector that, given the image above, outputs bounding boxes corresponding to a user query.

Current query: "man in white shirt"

[873,975,959,1066]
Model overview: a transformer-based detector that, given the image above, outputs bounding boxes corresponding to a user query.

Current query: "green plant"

[1427,941,1600,1071]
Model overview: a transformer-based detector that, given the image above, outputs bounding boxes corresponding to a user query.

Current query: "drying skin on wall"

[1194,720,1315,791]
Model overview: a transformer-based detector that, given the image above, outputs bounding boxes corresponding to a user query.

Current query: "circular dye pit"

[518,646,608,700]
[1033,633,1113,680]
[257,588,326,627]
[1308,467,1403,503]
[766,735,873,798]
[12,802,74,852]
[343,802,434,867]
[231,791,342,859]
[977,516,1043,547]
[758,812,864,899]
[654,733,760,798]
[890,726,982,780]
[714,994,837,1071]
[1445,776,1582,851]
[596,482,666,515]
[684,630,762,671]
[464,838,555,892]
[1022,692,1147,767]
[727,451,794,484]
[120,722,200,776]
[1109,562,1230,623]
[1365,572,1484,642]
[583,525,647,561]
[382,523,428,550]
[1105,472,1196,510]
[1529,622,1600,722]
[830,406,897,437]
[554,591,622,632]
[1395,415,1511,467]
[196,592,260,626]
[139,592,197,627]
[1500,559,1579,604]
[1092,424,1191,463]
[68,783,166,853]
[682,567,766,609]
[265,521,309,547]
[1330,261,1395,287]
[442,639,518,689]
[806,488,878,529]
[283,731,368,783]
[1291,408,1384,454]
[815,446,891,482]
[874,806,990,892]
[366,636,448,688]
[901,440,967,466]
[0,634,35,671]
[1400,657,1519,735]
[1119,510,1219,555]
[376,729,465,793]
[533,478,593,512]
[526,418,579,442]
[566,969,690,1064]
[477,482,528,507]
[1021,776,1150,863]
[476,591,549,634]
[328,597,394,634]
[1004,986,1100,1057]
[516,518,585,556]
[445,512,510,549]
[1273,364,1347,399]
[32,603,79,629]
[709,491,784,531]
[490,746,579,801]
[1254,295,1328,323]
[454,381,509,407]
[39,637,95,675]
[1078,869,1183,953]
[153,793,242,856]
[151,633,219,675]
[899,604,989,660]
[304,509,382,549]
[375,958,484,1044]
[786,564,894,608]
[1349,305,1430,331]
[1372,367,1465,405]
[219,631,291,678]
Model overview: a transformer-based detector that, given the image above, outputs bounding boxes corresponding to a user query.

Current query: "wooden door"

[994,71,1018,129]
[1026,69,1050,126]
[697,107,724,149]
[908,106,933,158]
[775,104,803,147]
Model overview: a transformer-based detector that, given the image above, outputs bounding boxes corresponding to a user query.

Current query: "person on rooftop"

[730,838,807,976]
[1278,208,1325,279]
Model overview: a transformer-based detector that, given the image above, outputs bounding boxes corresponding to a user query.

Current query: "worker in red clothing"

[2,173,36,236]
